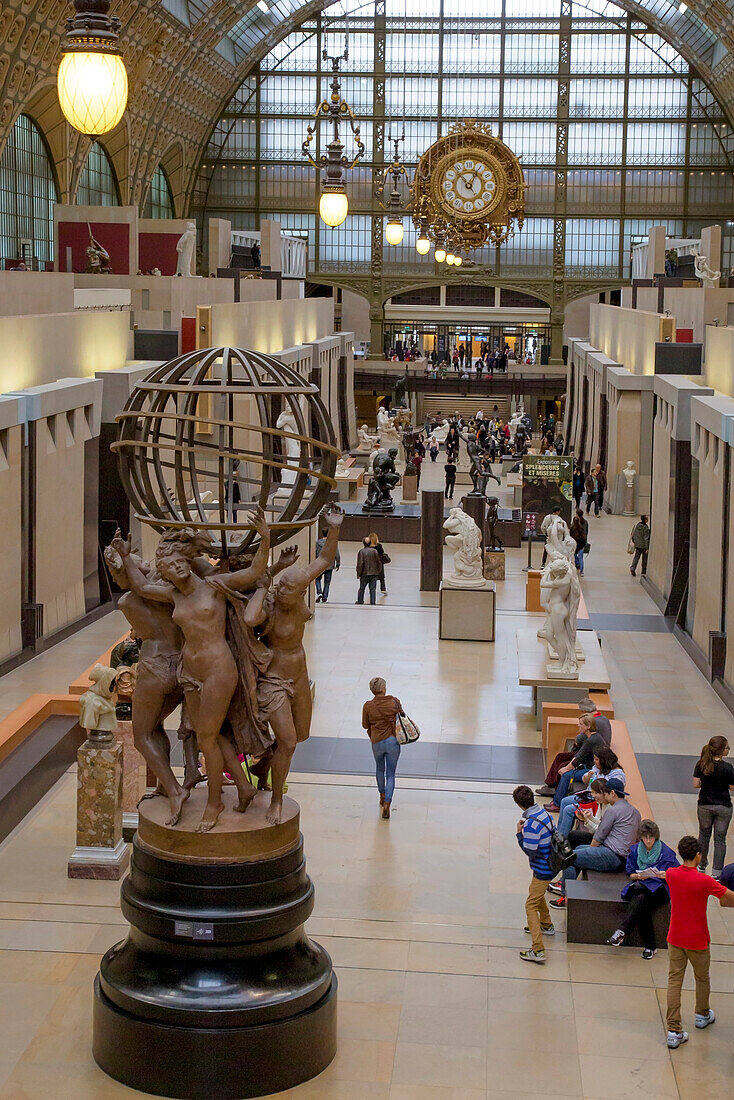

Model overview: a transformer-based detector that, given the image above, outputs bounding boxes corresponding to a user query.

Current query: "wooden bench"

[566,872,669,948]
[541,692,614,747]
[610,719,652,820]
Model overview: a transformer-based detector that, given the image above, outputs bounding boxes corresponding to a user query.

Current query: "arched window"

[143,165,175,218]
[0,114,58,265]
[76,141,120,206]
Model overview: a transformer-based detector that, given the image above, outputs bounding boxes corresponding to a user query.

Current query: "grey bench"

[566,872,669,948]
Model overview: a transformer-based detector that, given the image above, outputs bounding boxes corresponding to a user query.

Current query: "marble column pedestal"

[116,719,146,841]
[484,548,505,581]
[68,731,129,880]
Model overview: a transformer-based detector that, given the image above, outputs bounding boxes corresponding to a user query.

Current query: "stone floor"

[0,458,733,1099]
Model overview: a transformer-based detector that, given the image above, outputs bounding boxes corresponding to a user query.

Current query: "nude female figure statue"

[112,507,272,833]
[244,504,344,825]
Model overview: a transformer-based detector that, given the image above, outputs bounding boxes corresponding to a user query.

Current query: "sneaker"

[547,880,564,895]
[524,924,555,936]
[519,949,546,964]
[535,785,556,797]
[630,568,636,576]
[608,930,625,947]
[667,1031,689,1049]
[315,594,322,602]
[695,1009,715,1029]
[549,896,566,909]
[641,948,656,959]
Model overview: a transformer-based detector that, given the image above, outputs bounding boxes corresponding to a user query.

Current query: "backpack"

[539,811,577,874]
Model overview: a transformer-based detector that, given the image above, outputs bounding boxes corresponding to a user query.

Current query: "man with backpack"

[513,785,559,964]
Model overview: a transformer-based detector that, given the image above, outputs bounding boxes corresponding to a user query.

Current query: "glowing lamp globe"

[435,245,447,263]
[58,50,127,135]
[446,253,456,266]
[454,256,463,267]
[319,188,348,228]
[416,235,431,255]
[385,218,404,246]
[112,346,339,557]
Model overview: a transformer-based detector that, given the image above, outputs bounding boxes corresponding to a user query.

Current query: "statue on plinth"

[430,418,450,444]
[276,406,300,488]
[485,496,504,551]
[443,507,486,588]
[85,234,111,274]
[175,221,197,277]
[377,405,402,447]
[463,432,500,497]
[537,509,581,677]
[393,372,409,409]
[79,665,118,735]
[622,460,637,515]
[357,424,378,451]
[692,246,721,289]
[363,447,400,512]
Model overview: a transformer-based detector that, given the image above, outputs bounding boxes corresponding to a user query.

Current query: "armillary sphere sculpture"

[112,345,339,556]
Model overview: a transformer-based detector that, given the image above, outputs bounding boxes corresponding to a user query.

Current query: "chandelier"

[57,0,128,136]
[302,31,364,228]
[376,133,410,246]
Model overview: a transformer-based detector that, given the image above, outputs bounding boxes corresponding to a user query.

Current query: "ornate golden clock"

[412,120,525,252]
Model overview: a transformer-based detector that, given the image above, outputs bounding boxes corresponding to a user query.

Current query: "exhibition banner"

[521,455,573,524]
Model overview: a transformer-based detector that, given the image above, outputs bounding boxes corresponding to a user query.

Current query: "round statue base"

[93,793,337,1099]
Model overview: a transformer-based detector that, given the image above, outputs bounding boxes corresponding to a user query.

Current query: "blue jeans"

[357,576,378,604]
[558,794,581,837]
[316,569,333,600]
[553,768,586,806]
[372,735,400,802]
[563,844,625,889]
[574,548,584,573]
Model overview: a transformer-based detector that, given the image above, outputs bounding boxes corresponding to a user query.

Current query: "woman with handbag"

[362,676,403,818]
[369,531,390,595]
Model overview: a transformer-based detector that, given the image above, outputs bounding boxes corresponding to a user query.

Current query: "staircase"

[420,394,512,422]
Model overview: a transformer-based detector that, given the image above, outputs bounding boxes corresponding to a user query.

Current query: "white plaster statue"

[276,406,300,487]
[622,460,637,516]
[623,460,637,489]
[540,512,576,564]
[357,424,378,451]
[509,405,526,429]
[335,457,350,477]
[443,508,486,588]
[692,246,721,289]
[377,405,402,446]
[540,557,580,679]
[430,419,450,444]
[175,221,197,277]
[79,665,118,733]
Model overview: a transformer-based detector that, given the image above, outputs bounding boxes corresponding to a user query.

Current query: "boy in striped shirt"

[514,784,556,963]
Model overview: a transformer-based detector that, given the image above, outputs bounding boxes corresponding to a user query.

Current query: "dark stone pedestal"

[93,836,337,1099]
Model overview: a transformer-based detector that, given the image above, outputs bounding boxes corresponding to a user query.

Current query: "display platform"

[516,627,611,728]
[340,500,421,543]
[93,788,337,1099]
[440,580,496,641]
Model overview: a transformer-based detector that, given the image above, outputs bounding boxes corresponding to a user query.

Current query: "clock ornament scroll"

[412,119,525,252]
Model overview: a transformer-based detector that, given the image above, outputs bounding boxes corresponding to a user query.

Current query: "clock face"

[435,153,500,220]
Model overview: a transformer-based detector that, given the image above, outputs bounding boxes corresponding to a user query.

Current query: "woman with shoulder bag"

[694,735,734,878]
[362,677,403,818]
[569,509,588,576]
[369,531,390,595]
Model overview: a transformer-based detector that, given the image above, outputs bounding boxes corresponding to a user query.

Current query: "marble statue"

[357,424,378,451]
[363,447,400,512]
[110,505,343,830]
[692,246,721,289]
[79,665,118,732]
[509,405,526,430]
[393,372,409,409]
[276,406,300,487]
[622,460,637,516]
[430,419,450,444]
[335,456,350,477]
[175,221,197,277]
[537,510,581,677]
[377,405,402,447]
[539,557,580,678]
[85,234,111,275]
[443,508,486,588]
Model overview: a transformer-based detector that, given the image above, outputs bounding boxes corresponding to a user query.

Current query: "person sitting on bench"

[536,715,591,799]
[557,746,626,837]
[549,779,641,908]
[545,700,612,812]
[607,820,679,959]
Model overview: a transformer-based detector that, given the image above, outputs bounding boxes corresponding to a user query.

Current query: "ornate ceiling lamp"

[377,133,410,246]
[411,120,525,258]
[57,0,128,135]
[302,30,364,228]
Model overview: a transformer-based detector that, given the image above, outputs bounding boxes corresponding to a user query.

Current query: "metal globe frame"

[112,346,339,555]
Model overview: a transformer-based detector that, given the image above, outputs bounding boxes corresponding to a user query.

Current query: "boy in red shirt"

[664,835,734,1048]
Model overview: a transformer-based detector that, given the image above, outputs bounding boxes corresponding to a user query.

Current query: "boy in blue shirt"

[514,784,556,964]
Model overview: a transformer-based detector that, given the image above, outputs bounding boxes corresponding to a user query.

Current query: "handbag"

[381,552,391,564]
[395,712,420,745]
[584,542,591,554]
[627,538,635,555]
